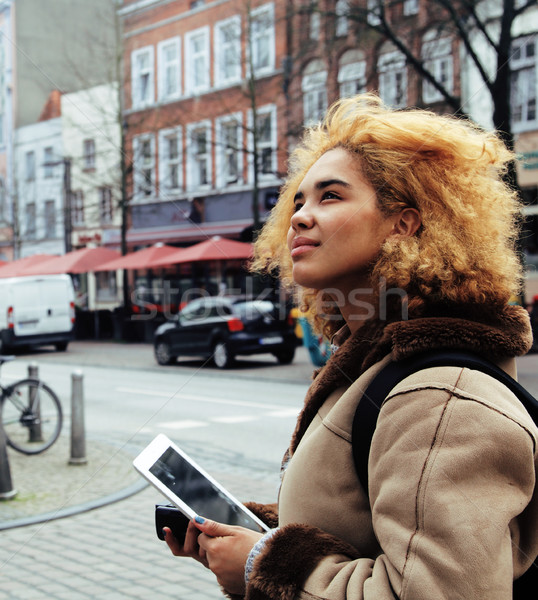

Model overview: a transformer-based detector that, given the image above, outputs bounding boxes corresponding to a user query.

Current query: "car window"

[180,300,206,321]
[233,301,274,320]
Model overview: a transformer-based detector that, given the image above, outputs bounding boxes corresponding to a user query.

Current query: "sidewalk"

[0,340,309,599]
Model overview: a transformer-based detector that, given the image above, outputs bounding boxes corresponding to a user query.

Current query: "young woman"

[164,94,538,599]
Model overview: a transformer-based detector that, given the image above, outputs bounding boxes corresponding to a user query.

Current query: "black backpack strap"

[351,349,538,598]
[352,350,538,494]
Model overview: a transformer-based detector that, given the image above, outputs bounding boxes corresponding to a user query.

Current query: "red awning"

[0,254,59,278]
[152,236,253,268]
[94,243,181,271]
[22,247,121,275]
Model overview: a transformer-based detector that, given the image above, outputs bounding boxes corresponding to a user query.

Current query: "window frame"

[338,59,367,98]
[421,38,453,103]
[131,45,155,109]
[43,147,54,179]
[335,0,349,37]
[248,2,275,78]
[214,16,242,88]
[44,199,56,239]
[157,37,181,102]
[26,202,36,239]
[83,138,96,171]
[99,186,114,224]
[185,26,210,95]
[247,104,277,183]
[511,35,537,133]
[378,50,407,108]
[158,126,183,196]
[133,133,156,201]
[71,190,85,226]
[186,120,212,192]
[215,113,243,188]
[25,150,35,181]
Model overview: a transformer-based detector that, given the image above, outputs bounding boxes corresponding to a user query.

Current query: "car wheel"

[213,341,233,369]
[55,341,68,351]
[155,341,175,365]
[274,348,295,364]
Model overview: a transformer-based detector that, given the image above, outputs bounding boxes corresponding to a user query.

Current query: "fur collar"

[289,304,532,454]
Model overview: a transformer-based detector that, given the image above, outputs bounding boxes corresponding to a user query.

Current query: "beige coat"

[245,305,538,600]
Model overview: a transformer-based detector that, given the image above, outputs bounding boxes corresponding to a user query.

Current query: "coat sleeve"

[244,372,538,600]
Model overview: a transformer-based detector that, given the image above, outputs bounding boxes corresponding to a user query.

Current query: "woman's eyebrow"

[317,178,350,189]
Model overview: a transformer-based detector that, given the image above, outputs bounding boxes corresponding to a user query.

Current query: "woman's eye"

[293,202,304,212]
[321,190,340,200]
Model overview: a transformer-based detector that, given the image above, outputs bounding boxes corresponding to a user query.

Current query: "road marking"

[264,409,300,418]
[115,387,293,411]
[210,415,257,424]
[156,420,209,430]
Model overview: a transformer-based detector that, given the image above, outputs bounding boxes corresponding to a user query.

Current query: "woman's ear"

[391,208,421,238]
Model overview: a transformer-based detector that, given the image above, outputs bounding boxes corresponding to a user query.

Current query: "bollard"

[27,363,42,442]
[0,422,17,500]
[69,370,87,465]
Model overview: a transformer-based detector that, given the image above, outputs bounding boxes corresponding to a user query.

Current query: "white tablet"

[133,434,270,533]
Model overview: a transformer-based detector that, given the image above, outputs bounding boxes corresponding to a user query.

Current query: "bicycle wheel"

[1,378,63,455]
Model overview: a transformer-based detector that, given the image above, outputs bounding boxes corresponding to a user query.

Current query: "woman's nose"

[290,204,314,230]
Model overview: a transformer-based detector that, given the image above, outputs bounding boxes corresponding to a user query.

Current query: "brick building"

[118,0,289,255]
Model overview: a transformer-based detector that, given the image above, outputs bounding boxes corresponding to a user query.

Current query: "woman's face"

[287,148,398,297]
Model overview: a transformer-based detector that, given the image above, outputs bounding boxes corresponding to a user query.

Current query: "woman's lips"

[290,237,319,257]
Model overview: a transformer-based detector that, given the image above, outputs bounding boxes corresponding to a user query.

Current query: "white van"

[0,275,75,352]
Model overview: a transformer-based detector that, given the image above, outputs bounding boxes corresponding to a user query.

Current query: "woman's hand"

[164,516,263,595]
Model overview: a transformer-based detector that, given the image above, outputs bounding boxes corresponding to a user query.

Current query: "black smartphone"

[155,503,190,542]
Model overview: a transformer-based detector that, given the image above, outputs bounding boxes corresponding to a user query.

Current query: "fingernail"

[195,516,205,524]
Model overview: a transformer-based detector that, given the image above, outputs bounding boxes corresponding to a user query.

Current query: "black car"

[153,296,299,368]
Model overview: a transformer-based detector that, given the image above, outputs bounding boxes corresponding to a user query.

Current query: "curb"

[0,478,148,531]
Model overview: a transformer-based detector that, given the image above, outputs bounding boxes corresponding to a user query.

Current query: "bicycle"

[0,355,63,455]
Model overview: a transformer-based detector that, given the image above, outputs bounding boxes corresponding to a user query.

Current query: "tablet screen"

[149,446,263,531]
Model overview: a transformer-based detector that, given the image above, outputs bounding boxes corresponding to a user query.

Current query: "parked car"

[153,296,299,368]
[0,274,75,353]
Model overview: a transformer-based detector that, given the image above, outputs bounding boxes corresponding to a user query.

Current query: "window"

[403,0,418,16]
[378,50,407,108]
[72,190,84,225]
[422,37,453,103]
[44,200,56,239]
[0,178,6,222]
[133,134,156,199]
[511,36,537,130]
[367,0,382,26]
[44,147,54,178]
[249,3,275,76]
[310,9,320,41]
[26,202,36,239]
[216,115,242,187]
[83,139,96,170]
[339,51,367,98]
[99,187,114,224]
[25,151,35,181]
[248,105,276,180]
[335,0,349,37]
[215,17,241,87]
[185,27,210,94]
[158,127,183,194]
[131,46,155,108]
[158,37,181,101]
[186,121,211,191]
[302,59,328,126]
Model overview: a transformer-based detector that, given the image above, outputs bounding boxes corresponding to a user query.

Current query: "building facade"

[118,0,288,251]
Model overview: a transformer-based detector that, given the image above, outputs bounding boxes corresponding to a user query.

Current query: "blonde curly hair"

[251,94,523,337]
